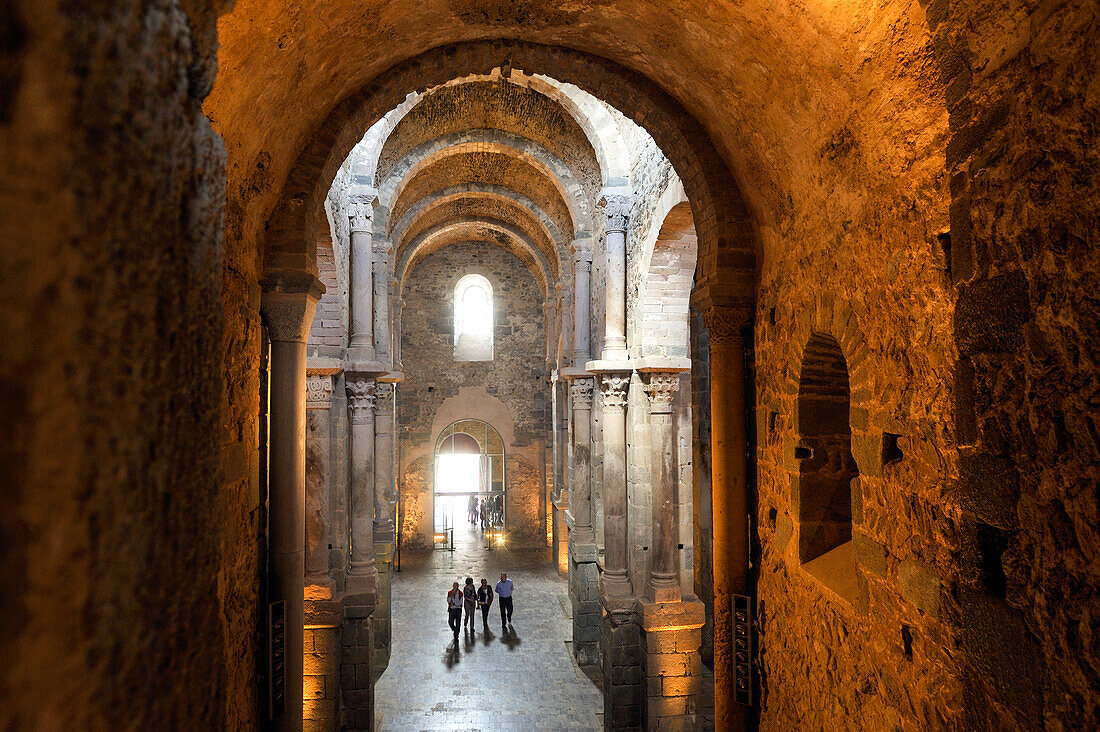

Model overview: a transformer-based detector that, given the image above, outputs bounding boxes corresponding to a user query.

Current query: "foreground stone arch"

[263,40,755,311]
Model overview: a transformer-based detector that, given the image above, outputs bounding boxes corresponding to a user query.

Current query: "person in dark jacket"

[477,578,494,630]
[462,577,478,633]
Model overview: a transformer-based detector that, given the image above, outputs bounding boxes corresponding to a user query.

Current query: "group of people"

[446,572,515,638]
[467,493,503,529]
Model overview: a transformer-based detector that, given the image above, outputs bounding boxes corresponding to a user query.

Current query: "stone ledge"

[570,540,599,563]
[586,358,634,373]
[638,597,706,631]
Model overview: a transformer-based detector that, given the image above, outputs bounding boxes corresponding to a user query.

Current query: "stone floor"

[375,524,604,731]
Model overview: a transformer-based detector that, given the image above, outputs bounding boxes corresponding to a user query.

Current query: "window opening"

[454,274,494,361]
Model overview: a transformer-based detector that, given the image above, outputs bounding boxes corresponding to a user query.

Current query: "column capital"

[695,302,751,346]
[346,378,376,423]
[598,193,631,233]
[374,381,395,415]
[260,270,325,343]
[598,372,631,411]
[305,373,334,410]
[641,371,681,414]
[570,377,594,408]
[347,189,377,234]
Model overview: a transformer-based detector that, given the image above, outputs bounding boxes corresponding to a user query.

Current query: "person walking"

[467,494,477,524]
[495,572,514,627]
[447,582,464,639]
[462,577,478,632]
[477,578,494,630]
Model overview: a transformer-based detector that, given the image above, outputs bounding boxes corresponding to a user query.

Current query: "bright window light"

[454,274,494,361]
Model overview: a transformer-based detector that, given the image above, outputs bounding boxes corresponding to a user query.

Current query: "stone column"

[570,377,595,540]
[372,240,392,367]
[568,377,599,665]
[598,372,632,597]
[701,304,752,732]
[305,372,335,587]
[573,245,593,364]
[345,377,377,594]
[372,381,397,678]
[641,370,683,604]
[600,195,630,361]
[348,192,375,360]
[261,270,323,732]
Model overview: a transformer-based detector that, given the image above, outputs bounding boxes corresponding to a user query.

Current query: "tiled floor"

[375,524,604,731]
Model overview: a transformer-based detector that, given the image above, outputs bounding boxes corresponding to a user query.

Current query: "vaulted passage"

[2,1,1098,731]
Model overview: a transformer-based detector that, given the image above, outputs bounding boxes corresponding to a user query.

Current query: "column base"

[644,579,682,605]
[601,594,643,731]
[639,597,706,732]
[600,571,633,598]
[569,540,600,666]
[345,564,378,600]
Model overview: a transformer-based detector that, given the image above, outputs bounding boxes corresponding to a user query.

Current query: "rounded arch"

[376,131,591,239]
[637,193,698,359]
[263,40,755,310]
[390,184,569,259]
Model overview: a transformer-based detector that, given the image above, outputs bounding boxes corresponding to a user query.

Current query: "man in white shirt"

[495,572,514,627]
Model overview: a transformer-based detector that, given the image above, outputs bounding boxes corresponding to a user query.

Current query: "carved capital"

[346,378,376,423]
[306,374,334,410]
[570,377,594,409]
[642,372,680,414]
[599,373,631,411]
[599,194,631,233]
[373,382,395,415]
[260,270,324,343]
[575,258,593,272]
[702,306,749,347]
[347,194,375,233]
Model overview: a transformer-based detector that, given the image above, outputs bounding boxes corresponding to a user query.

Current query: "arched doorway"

[433,419,506,547]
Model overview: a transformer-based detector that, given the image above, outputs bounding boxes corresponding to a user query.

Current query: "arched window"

[433,419,506,536]
[453,274,494,361]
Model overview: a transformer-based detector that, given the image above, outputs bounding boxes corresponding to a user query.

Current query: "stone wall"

[397,242,550,548]
[937,0,1100,725]
[0,1,259,728]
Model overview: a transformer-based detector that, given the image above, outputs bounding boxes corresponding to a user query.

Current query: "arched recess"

[791,321,871,605]
[376,133,590,240]
[262,40,754,309]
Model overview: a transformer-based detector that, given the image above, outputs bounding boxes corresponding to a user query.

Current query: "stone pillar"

[305,372,335,587]
[261,271,323,732]
[348,192,375,360]
[568,377,599,665]
[641,370,683,604]
[372,381,397,677]
[598,372,632,597]
[601,597,643,731]
[639,598,706,731]
[573,244,593,364]
[345,376,377,594]
[700,304,752,732]
[600,194,630,361]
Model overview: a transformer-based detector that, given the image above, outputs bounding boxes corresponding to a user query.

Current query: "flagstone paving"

[375,524,604,731]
